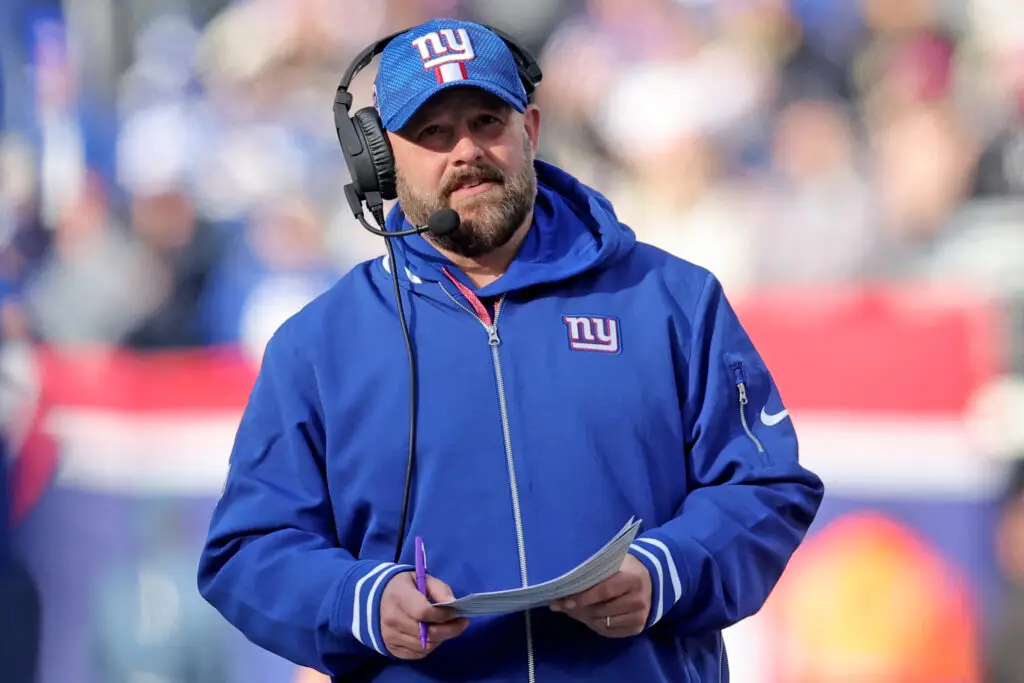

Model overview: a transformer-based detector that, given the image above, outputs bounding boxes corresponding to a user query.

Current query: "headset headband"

[337,29,403,95]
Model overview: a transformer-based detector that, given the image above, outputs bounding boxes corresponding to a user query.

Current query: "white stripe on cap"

[437,62,467,83]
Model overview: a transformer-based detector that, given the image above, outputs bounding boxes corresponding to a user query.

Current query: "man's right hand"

[379,571,469,659]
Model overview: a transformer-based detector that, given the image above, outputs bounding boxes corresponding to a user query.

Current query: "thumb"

[425,575,456,603]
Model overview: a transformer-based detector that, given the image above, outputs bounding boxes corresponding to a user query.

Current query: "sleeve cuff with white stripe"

[336,560,414,657]
[628,533,687,629]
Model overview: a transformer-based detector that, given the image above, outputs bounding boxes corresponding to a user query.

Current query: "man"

[198,18,824,683]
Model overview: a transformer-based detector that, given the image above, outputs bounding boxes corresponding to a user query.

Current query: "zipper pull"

[738,382,748,405]
[486,325,501,347]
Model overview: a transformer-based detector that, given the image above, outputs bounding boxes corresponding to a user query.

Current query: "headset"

[332,25,543,563]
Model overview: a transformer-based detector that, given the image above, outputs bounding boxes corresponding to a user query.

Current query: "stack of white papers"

[435,518,642,617]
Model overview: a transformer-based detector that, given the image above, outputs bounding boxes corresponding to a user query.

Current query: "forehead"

[405,87,510,126]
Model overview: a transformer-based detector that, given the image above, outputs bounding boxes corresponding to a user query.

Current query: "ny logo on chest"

[563,316,621,354]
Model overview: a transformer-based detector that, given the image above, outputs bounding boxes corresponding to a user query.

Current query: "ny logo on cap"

[412,29,476,83]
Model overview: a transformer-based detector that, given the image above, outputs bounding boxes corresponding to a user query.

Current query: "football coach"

[198,18,824,683]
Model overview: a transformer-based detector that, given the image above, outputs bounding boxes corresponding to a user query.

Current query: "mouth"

[449,178,499,198]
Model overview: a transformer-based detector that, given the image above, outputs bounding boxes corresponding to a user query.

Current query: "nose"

[449,123,484,166]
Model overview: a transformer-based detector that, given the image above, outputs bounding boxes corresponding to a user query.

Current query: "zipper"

[718,631,724,683]
[441,284,535,683]
[731,364,764,455]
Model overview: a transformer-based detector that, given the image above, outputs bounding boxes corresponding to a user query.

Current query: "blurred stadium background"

[1,0,1024,682]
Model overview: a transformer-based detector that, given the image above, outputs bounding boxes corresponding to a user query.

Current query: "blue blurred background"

[2,0,1024,682]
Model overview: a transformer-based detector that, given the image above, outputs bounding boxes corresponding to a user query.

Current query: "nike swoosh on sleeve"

[760,408,789,426]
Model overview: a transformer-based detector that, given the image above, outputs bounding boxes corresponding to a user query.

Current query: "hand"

[548,554,652,638]
[380,571,469,659]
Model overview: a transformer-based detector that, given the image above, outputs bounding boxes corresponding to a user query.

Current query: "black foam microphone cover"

[426,209,460,236]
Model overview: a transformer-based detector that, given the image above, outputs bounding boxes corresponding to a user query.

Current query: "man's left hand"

[548,554,652,637]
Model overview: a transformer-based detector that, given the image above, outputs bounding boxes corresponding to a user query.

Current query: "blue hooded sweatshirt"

[198,160,824,683]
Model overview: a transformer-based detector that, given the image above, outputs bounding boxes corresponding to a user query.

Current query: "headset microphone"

[424,208,460,236]
[345,185,461,238]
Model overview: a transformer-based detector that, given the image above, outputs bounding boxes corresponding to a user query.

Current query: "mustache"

[441,165,505,197]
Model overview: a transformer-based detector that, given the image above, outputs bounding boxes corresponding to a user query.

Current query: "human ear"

[523,105,541,152]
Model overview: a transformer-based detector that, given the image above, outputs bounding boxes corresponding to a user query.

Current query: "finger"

[388,641,430,660]
[425,575,456,603]
[589,610,646,637]
[572,592,642,622]
[408,601,462,625]
[576,573,635,608]
[551,575,631,612]
[579,597,648,636]
[387,616,468,658]
[426,617,470,644]
[381,607,423,644]
[386,619,442,653]
[397,587,461,625]
[383,623,428,657]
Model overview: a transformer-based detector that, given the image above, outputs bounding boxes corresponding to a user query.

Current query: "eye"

[418,124,443,140]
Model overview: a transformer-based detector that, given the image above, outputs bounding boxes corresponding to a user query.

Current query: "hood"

[378,160,636,298]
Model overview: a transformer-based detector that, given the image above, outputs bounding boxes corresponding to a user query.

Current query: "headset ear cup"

[353,108,396,201]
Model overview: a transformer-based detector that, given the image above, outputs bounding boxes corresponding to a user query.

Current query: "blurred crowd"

[0,0,1021,359]
[2,0,1024,682]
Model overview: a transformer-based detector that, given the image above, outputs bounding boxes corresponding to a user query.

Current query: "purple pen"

[414,536,428,648]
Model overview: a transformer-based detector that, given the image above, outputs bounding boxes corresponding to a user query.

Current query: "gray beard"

[396,136,537,258]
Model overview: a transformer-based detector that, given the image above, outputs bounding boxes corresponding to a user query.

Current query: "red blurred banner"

[735,284,1003,415]
[19,283,1003,414]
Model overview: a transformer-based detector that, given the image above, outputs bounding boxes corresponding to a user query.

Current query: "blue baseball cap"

[373,19,528,133]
